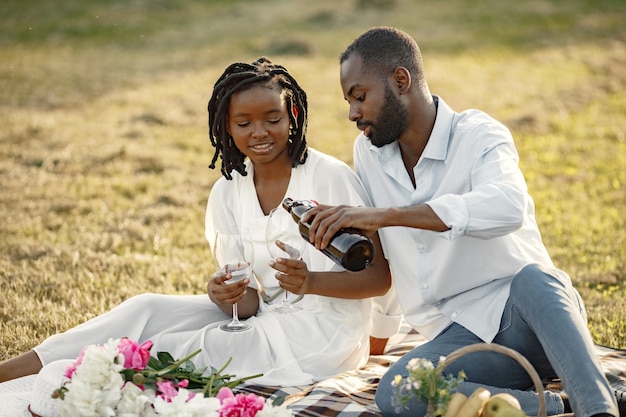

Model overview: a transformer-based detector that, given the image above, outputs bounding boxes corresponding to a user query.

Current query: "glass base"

[269,303,302,314]
[219,321,252,332]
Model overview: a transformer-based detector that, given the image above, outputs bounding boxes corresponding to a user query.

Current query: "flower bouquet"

[52,337,290,417]
[391,356,466,417]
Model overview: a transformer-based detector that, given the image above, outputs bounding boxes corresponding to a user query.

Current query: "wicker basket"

[442,343,573,417]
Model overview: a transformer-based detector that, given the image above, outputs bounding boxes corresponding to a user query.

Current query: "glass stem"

[232,303,240,323]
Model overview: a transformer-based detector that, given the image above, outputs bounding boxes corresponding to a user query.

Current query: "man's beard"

[368,85,409,148]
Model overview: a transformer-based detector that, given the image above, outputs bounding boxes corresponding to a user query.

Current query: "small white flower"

[407,358,420,370]
[418,358,434,370]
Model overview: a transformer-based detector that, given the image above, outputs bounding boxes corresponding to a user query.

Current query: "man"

[304,27,619,417]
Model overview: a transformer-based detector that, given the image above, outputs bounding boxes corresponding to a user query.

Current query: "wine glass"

[265,207,306,314]
[212,226,254,332]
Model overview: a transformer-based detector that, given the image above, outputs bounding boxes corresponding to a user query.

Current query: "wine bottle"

[281,198,375,272]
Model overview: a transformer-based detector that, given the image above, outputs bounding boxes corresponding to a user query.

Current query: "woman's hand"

[207,268,250,305]
[207,268,259,318]
[269,257,311,295]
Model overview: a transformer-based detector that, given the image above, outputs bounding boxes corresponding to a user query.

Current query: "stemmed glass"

[212,226,254,332]
[266,207,306,314]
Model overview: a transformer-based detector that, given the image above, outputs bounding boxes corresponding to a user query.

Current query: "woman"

[0,57,390,388]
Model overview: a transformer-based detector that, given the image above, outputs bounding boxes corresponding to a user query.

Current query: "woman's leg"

[34,293,217,364]
[0,351,42,382]
[0,293,216,382]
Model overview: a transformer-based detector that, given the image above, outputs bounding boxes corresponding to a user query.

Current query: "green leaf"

[272,396,286,406]
[157,351,175,364]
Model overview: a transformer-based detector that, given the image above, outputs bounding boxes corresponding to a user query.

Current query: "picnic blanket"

[0,323,622,417]
[237,323,626,417]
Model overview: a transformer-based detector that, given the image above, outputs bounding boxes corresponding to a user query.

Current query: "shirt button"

[422,284,429,289]
[418,244,426,251]
[451,312,458,318]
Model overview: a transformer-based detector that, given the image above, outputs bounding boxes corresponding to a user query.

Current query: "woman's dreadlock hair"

[207,57,308,180]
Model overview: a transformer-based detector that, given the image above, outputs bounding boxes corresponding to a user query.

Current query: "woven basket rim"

[442,343,547,417]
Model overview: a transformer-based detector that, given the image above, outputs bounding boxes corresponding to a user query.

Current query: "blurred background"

[1,0,625,357]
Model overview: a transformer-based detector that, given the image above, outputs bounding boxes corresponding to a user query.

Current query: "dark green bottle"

[282,198,375,272]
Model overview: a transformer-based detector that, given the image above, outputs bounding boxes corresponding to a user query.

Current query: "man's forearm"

[378,204,449,232]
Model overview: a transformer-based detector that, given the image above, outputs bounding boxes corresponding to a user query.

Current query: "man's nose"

[348,104,361,122]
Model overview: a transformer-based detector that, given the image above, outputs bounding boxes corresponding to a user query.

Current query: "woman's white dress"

[29,148,374,387]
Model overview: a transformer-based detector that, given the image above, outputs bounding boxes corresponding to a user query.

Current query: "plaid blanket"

[236,326,424,416]
[237,326,626,417]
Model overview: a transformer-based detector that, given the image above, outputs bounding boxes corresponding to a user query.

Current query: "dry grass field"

[1,0,625,359]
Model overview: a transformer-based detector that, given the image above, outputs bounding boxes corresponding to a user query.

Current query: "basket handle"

[442,343,547,417]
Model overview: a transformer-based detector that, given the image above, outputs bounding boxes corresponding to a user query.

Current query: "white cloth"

[369,284,403,339]
[0,360,70,417]
[353,96,558,343]
[31,148,374,387]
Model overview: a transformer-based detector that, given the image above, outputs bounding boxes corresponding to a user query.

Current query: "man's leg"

[375,322,564,417]
[496,264,618,417]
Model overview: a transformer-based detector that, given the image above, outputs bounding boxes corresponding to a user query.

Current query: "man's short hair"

[340,26,423,80]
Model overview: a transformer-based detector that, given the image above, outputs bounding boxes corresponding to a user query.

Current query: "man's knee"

[511,263,554,292]
[375,370,397,415]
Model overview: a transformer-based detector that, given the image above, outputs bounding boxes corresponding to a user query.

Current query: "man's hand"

[303,205,383,251]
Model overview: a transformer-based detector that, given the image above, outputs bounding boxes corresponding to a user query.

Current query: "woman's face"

[227,84,291,167]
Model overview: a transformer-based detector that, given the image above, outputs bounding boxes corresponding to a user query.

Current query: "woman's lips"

[250,142,272,154]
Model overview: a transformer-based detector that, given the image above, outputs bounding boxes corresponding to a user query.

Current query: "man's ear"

[393,67,411,95]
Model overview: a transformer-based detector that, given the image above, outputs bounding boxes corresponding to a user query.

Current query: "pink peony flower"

[217,387,234,403]
[64,347,87,378]
[117,337,152,370]
[217,387,264,417]
[157,380,179,402]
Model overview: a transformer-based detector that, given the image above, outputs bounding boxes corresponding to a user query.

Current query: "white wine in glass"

[212,227,254,332]
[266,207,305,314]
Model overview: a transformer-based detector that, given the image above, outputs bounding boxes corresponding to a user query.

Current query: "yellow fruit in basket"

[455,387,491,417]
[481,393,523,417]
[489,406,526,417]
[443,392,468,417]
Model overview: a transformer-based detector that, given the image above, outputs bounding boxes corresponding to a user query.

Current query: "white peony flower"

[74,339,124,391]
[257,400,293,417]
[117,383,157,417]
[152,389,221,417]
[57,377,121,417]
[57,339,125,417]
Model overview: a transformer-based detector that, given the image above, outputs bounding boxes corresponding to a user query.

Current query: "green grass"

[1,0,625,359]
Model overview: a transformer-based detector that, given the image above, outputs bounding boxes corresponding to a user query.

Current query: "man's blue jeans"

[375,264,618,417]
